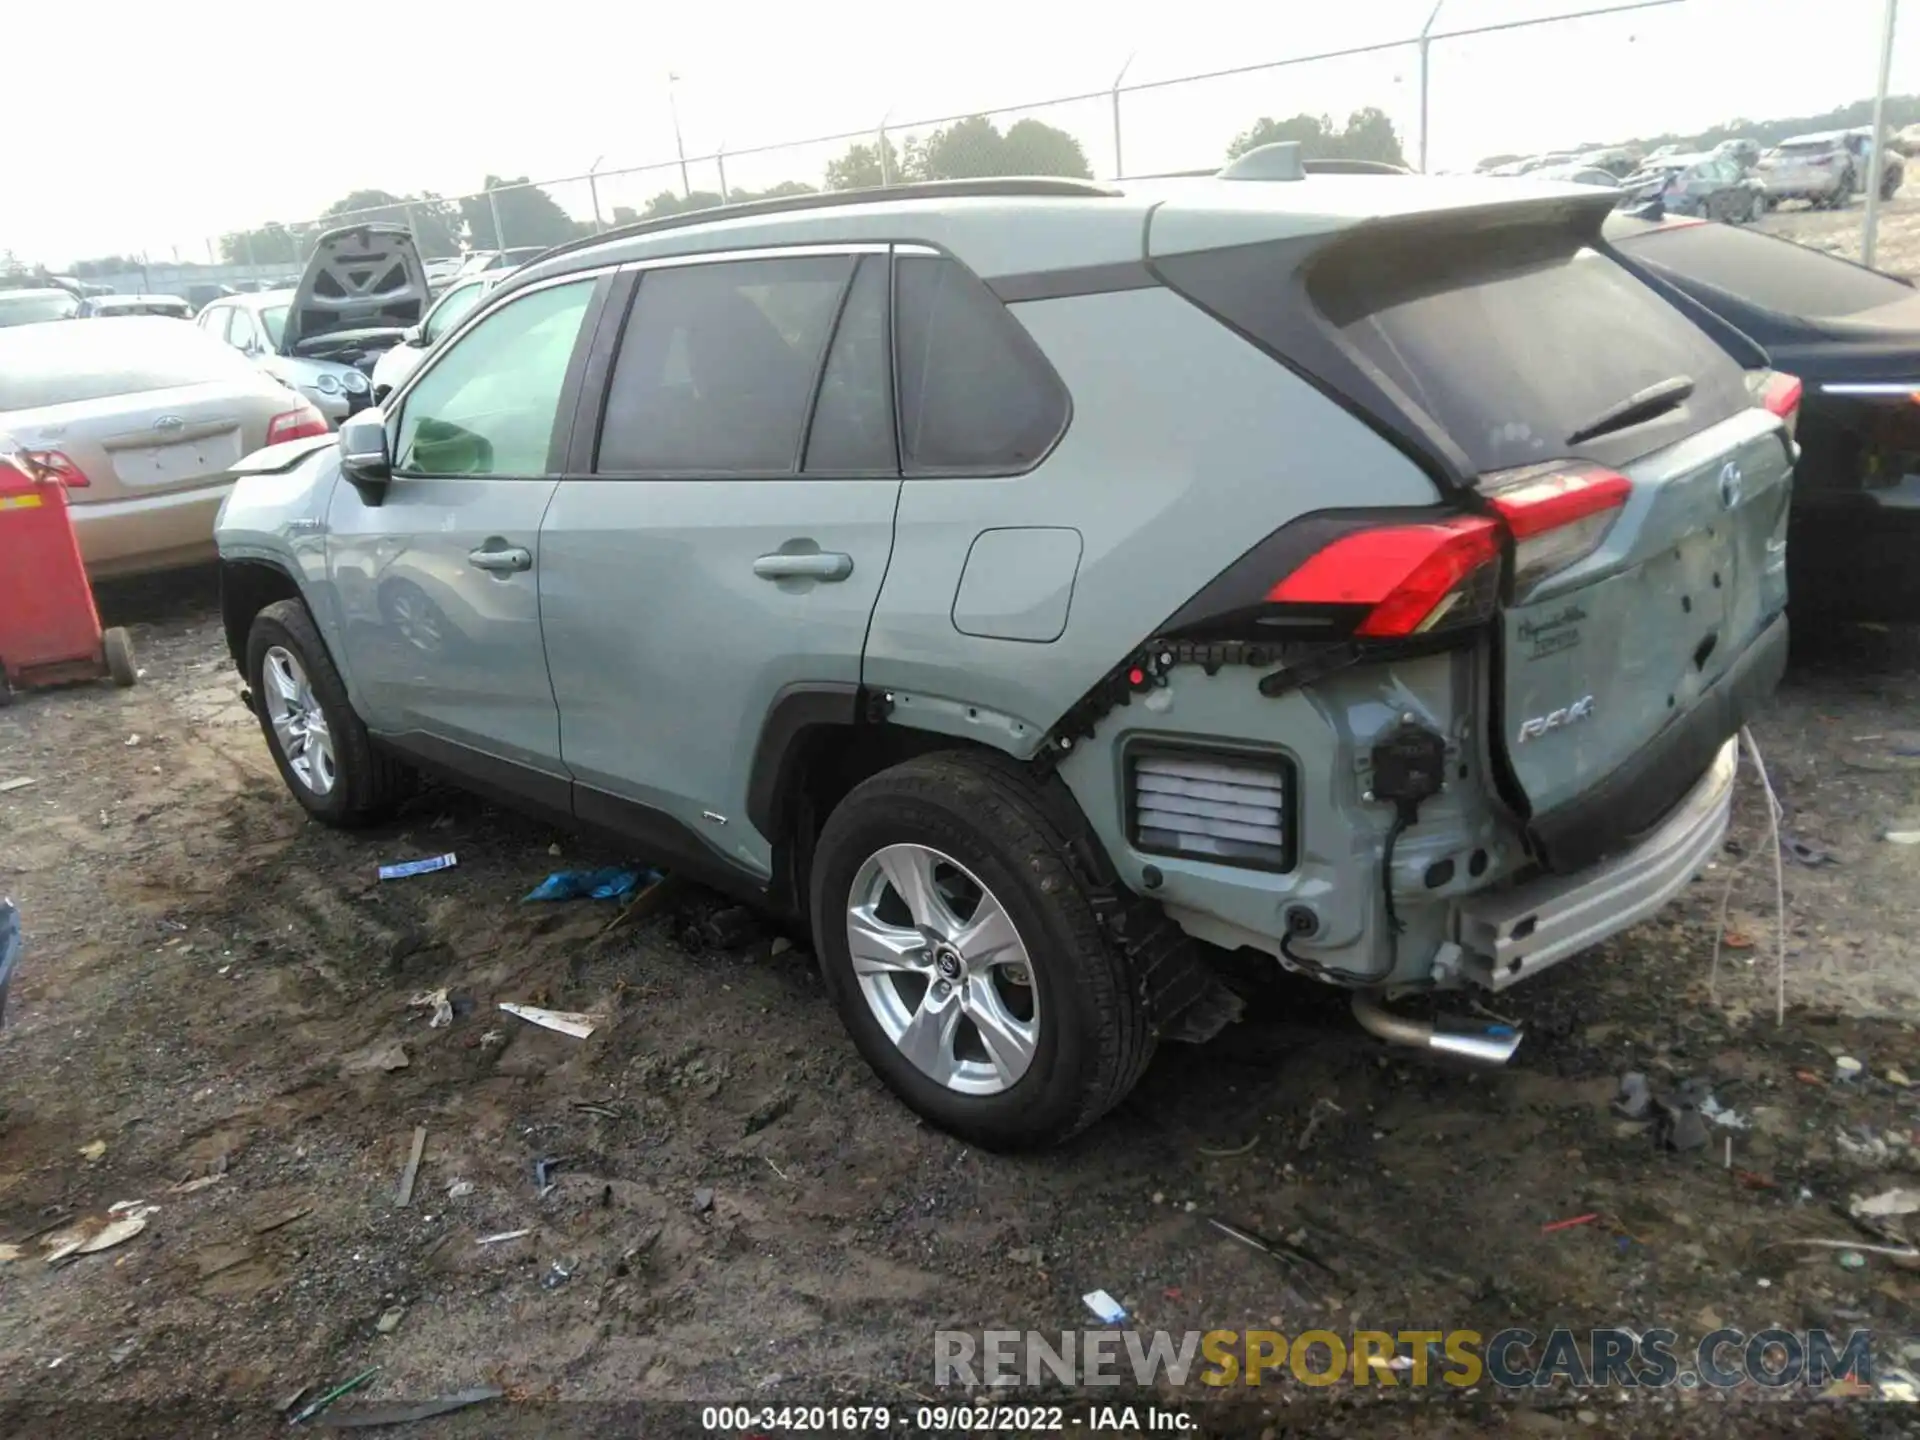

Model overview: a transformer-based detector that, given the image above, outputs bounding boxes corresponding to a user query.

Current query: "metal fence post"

[878,112,894,186]
[1418,1,1443,173]
[588,156,606,232]
[487,188,506,251]
[1111,53,1134,180]
[1864,0,1900,267]
[717,145,730,202]
[403,201,421,253]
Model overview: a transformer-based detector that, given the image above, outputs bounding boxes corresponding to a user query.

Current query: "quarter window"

[394,278,595,477]
[804,256,896,474]
[596,256,852,474]
[893,254,1069,474]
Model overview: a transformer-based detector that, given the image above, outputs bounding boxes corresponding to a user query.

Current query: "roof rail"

[513,176,1123,274]
[1301,159,1412,176]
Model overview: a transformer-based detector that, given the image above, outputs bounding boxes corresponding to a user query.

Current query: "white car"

[369,270,509,402]
[196,224,428,427]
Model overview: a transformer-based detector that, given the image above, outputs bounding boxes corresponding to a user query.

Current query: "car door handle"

[753,552,853,582]
[468,545,533,574]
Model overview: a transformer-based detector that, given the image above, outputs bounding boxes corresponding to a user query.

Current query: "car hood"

[282,223,427,356]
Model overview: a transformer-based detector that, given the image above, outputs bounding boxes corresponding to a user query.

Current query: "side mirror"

[402,324,425,347]
[339,410,392,507]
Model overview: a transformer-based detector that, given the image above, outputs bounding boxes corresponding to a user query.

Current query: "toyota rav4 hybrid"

[214,152,1794,1150]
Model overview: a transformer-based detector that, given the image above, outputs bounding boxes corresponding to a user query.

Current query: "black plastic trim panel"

[745,682,862,840]
[988,260,1160,304]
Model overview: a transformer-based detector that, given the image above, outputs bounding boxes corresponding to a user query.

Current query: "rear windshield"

[0,319,258,411]
[1309,218,1749,473]
[1614,220,1913,318]
[0,291,79,327]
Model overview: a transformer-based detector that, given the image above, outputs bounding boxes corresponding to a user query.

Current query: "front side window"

[893,254,1069,474]
[395,278,595,477]
[596,255,852,474]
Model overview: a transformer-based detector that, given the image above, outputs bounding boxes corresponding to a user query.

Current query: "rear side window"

[0,320,258,411]
[1617,220,1913,318]
[597,256,852,474]
[1309,220,1749,473]
[893,255,1068,474]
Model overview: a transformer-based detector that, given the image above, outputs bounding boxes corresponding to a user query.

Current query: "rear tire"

[809,751,1154,1151]
[1884,168,1903,201]
[246,599,406,828]
[103,628,137,688]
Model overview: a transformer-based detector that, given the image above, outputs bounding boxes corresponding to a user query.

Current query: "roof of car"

[504,171,1611,295]
[92,294,188,307]
[1778,131,1847,146]
[0,288,80,301]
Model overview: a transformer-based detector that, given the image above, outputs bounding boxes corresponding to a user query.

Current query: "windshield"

[1618,220,1914,318]
[261,306,288,346]
[0,292,80,327]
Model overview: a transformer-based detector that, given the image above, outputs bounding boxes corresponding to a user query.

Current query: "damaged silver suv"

[216,148,1792,1149]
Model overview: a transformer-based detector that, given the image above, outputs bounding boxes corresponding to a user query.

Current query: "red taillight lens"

[22,449,90,487]
[1485,462,1631,592]
[1759,371,1802,441]
[267,405,329,444]
[1268,517,1503,638]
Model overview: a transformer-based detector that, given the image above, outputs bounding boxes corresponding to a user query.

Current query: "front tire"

[103,627,137,687]
[246,599,406,827]
[809,751,1154,1150]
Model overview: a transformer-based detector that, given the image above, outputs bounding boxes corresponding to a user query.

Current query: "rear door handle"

[469,545,533,574]
[753,552,853,582]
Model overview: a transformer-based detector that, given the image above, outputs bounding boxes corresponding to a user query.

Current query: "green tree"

[825,137,908,191]
[1001,118,1094,178]
[460,176,586,249]
[1228,108,1406,167]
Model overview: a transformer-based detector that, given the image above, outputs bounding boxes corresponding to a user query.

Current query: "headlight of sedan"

[341,370,370,395]
[311,372,342,395]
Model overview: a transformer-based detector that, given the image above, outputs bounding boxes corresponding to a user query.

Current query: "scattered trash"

[124,734,140,747]
[1852,1188,1920,1219]
[1082,1289,1128,1324]
[408,988,453,1028]
[1297,1096,1343,1150]
[1009,1245,1045,1267]
[79,1140,107,1162]
[1206,1217,1338,1278]
[692,1187,715,1214]
[543,1258,574,1290]
[1721,929,1755,951]
[0,1243,22,1263]
[288,1367,379,1425]
[1878,1370,1920,1404]
[498,1003,597,1040]
[533,1156,567,1197]
[446,1180,473,1200]
[1890,1067,1914,1087]
[311,1388,502,1429]
[394,1126,428,1209]
[522,867,657,903]
[571,1102,622,1120]
[342,1039,411,1075]
[1541,1213,1599,1234]
[1196,1135,1260,1159]
[1698,1095,1750,1130]
[375,1307,405,1334]
[1612,1073,1653,1121]
[1838,1250,1868,1271]
[1836,1056,1866,1084]
[1883,828,1920,845]
[0,777,36,793]
[477,1228,533,1246]
[378,853,457,881]
[1783,836,1837,867]
[77,1210,155,1255]
[769,936,794,958]
[1735,1169,1779,1191]
[1761,1237,1920,1264]
[251,1204,313,1236]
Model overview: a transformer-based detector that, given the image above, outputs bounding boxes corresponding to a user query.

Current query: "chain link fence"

[58,0,1915,294]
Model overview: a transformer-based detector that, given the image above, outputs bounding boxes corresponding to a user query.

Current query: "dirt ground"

[3,570,1920,1439]
[1754,188,1920,275]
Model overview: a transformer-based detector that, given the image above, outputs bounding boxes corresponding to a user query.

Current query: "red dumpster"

[0,442,136,706]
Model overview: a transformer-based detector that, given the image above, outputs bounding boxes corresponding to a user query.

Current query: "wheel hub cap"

[846,843,1039,1097]
[261,645,337,797]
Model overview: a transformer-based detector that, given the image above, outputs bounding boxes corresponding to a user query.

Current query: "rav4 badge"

[1516,696,1596,745]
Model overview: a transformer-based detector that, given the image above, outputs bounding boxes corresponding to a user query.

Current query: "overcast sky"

[8,0,1917,266]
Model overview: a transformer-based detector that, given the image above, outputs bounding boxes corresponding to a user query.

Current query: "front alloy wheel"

[847,843,1039,1096]
[261,645,336,796]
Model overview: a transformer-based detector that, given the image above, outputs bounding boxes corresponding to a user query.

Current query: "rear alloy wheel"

[810,751,1154,1150]
[246,599,407,827]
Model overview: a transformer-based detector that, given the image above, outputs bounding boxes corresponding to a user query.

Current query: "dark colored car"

[1606,212,1920,619]
[1619,153,1764,224]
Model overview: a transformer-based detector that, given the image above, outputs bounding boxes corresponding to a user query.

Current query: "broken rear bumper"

[1455,737,1737,990]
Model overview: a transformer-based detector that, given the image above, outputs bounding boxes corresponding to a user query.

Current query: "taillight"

[1484,462,1631,592]
[22,450,90,487]
[267,405,329,444]
[1268,517,1503,638]
[1758,370,1802,440]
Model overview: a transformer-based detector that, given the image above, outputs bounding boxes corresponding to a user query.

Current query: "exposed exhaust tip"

[1351,991,1522,1067]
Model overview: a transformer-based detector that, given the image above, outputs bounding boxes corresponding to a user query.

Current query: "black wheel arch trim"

[746,681,864,841]
[220,556,308,672]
